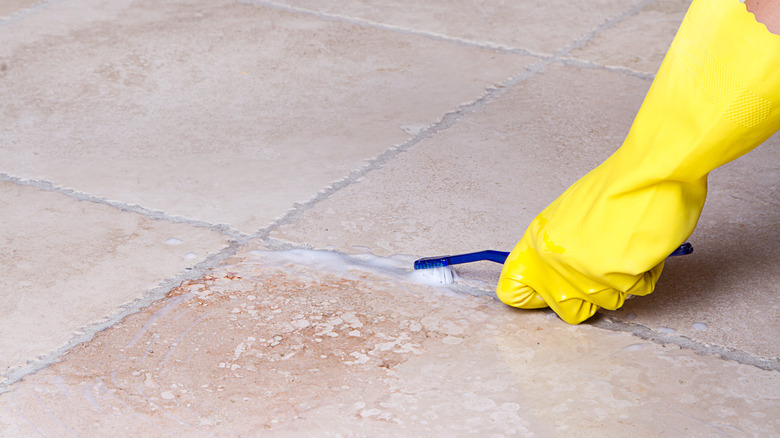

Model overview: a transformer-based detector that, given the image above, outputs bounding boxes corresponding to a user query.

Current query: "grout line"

[237,0,551,60]
[0,173,258,391]
[6,0,738,394]
[551,0,657,59]
[261,237,311,251]
[0,0,67,27]
[0,173,248,240]
[591,316,780,372]
[239,0,659,81]
[250,0,658,240]
[251,63,549,241]
[441,278,780,372]
[428,279,780,372]
[0,240,247,394]
[558,56,655,80]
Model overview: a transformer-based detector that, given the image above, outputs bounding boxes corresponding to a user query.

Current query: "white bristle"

[414,265,457,285]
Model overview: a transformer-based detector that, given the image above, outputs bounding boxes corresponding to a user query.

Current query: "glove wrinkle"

[497,0,780,324]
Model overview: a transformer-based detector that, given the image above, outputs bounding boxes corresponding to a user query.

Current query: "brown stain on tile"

[3,257,777,436]
[0,259,440,435]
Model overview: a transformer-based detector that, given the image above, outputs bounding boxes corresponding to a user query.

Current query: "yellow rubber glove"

[497,0,780,324]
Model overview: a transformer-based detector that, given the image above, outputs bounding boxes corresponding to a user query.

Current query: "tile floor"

[1,0,778,436]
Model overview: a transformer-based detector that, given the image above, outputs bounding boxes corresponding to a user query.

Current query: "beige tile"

[0,0,40,18]
[0,252,776,436]
[1,0,533,233]
[0,182,230,380]
[271,62,778,357]
[617,140,780,359]
[0,0,133,47]
[261,0,631,55]
[271,63,645,260]
[567,0,691,74]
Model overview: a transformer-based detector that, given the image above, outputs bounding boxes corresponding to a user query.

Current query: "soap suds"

[249,248,461,289]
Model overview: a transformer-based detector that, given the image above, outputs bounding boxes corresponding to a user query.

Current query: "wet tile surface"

[1,254,777,436]
[0,182,231,381]
[1,0,533,233]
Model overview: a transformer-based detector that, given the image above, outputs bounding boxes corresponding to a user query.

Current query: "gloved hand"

[497,0,780,324]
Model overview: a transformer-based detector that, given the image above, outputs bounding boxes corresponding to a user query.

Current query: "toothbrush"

[414,250,510,270]
[414,242,693,284]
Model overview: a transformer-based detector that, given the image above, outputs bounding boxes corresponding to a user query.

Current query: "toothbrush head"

[413,256,451,270]
[414,265,456,284]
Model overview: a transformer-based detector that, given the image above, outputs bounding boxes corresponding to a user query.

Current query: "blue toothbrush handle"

[448,250,510,265]
[669,242,694,257]
[414,243,693,270]
[447,243,691,265]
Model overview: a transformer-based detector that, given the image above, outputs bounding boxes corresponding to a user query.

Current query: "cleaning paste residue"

[248,248,458,289]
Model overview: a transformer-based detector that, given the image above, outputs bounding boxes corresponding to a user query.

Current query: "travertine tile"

[0,182,230,379]
[0,0,40,17]
[271,63,645,261]
[261,0,631,55]
[1,0,777,435]
[271,62,779,357]
[0,252,775,436]
[1,0,533,233]
[618,142,780,359]
[566,0,691,74]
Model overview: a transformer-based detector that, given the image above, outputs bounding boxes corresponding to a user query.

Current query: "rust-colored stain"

[0,259,440,435]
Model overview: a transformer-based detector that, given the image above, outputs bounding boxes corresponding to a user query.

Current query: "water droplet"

[656,326,676,335]
[165,238,183,245]
[692,322,708,331]
[621,343,649,353]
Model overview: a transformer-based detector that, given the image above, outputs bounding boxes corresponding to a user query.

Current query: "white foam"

[410,266,457,285]
[248,248,459,288]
